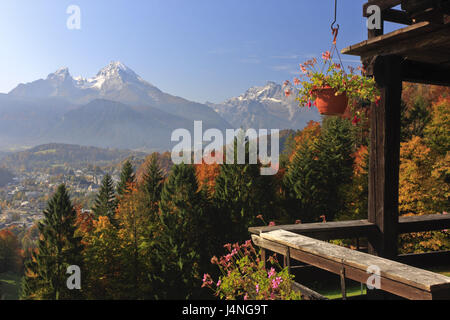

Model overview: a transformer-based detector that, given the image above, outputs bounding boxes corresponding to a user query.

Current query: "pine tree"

[117,160,135,196]
[21,184,83,300]
[214,136,276,243]
[92,174,116,220]
[284,117,354,222]
[141,154,164,218]
[151,163,204,299]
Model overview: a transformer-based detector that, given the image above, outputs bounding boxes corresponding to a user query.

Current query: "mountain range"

[0,62,320,151]
[207,81,321,130]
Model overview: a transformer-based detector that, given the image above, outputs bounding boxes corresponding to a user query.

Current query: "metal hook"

[330,0,340,31]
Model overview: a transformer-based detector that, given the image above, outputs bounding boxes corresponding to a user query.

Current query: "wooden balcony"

[250,1,450,300]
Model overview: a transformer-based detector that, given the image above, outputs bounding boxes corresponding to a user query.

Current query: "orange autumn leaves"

[0,228,22,273]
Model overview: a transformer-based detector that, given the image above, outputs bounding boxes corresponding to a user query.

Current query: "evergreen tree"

[117,160,135,196]
[141,154,164,218]
[284,117,354,222]
[151,163,204,299]
[214,136,277,243]
[92,174,116,220]
[21,184,83,300]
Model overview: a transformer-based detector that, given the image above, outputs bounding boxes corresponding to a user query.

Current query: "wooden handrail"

[248,214,450,240]
[399,214,450,233]
[252,230,450,300]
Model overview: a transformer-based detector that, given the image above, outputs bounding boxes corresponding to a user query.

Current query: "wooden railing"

[249,214,450,300]
[252,230,450,300]
[249,214,450,239]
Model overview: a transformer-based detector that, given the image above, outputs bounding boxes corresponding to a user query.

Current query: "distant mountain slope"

[47,99,190,150]
[0,143,147,170]
[207,81,321,130]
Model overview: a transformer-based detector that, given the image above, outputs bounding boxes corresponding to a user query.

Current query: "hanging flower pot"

[312,86,348,115]
[284,51,379,119]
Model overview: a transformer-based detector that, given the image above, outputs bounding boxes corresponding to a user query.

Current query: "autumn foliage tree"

[0,229,22,273]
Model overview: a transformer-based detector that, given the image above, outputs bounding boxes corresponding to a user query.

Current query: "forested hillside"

[0,143,147,170]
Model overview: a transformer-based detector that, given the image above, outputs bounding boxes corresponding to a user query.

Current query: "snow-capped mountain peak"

[209,81,320,130]
[96,61,136,78]
[230,81,293,104]
[47,67,73,82]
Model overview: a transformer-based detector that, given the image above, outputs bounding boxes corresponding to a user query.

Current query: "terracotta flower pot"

[312,87,348,115]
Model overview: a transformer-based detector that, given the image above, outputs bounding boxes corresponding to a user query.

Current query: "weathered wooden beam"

[401,0,450,22]
[383,8,414,24]
[291,282,328,300]
[341,21,450,60]
[368,55,403,259]
[364,0,402,13]
[248,214,450,241]
[401,60,450,86]
[252,231,450,300]
[248,219,376,240]
[397,251,450,268]
[399,214,450,233]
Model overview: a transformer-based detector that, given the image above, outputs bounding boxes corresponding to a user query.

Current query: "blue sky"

[0,0,395,103]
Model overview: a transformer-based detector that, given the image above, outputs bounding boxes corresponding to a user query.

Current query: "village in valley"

[0,165,120,230]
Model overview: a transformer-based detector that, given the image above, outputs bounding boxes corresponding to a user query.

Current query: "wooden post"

[340,261,347,300]
[284,247,291,274]
[261,248,266,269]
[368,55,402,260]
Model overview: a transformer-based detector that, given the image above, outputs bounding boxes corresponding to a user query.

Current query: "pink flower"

[294,77,301,85]
[268,221,276,227]
[272,277,283,289]
[217,280,222,287]
[224,243,232,251]
[300,64,307,74]
[268,267,276,278]
[285,89,292,97]
[256,284,260,293]
[244,293,249,300]
[202,274,213,287]
[322,51,331,61]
